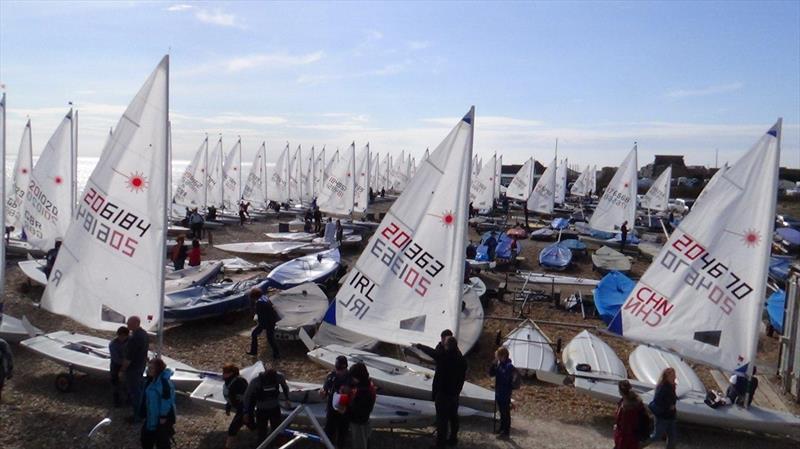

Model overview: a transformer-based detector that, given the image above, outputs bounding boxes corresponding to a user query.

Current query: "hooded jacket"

[142,369,176,431]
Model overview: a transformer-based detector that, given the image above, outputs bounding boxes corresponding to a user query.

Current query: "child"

[489,346,515,439]
[109,326,129,407]
[188,239,202,267]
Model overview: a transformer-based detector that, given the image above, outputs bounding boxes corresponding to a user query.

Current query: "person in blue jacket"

[139,358,176,449]
[489,346,514,439]
[647,367,677,449]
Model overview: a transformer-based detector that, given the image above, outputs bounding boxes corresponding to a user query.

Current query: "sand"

[1,201,798,448]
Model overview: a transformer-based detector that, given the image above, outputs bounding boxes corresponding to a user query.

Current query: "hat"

[335,355,348,369]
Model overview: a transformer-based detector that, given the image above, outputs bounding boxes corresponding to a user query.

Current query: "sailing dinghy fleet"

[0,55,797,444]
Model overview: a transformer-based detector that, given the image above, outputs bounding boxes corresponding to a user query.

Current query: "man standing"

[189,208,204,239]
[414,335,467,448]
[320,355,351,448]
[243,368,291,446]
[313,207,323,234]
[246,288,280,359]
[123,315,149,423]
[620,221,629,252]
[44,239,62,279]
[0,337,13,403]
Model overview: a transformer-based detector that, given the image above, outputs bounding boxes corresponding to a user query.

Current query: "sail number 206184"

[76,187,151,257]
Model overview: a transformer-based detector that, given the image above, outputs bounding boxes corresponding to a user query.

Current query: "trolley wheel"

[55,372,74,392]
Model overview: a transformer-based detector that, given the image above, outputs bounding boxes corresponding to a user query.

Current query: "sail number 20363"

[76,187,151,257]
[369,222,445,297]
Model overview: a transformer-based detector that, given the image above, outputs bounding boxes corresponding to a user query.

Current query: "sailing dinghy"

[503,319,557,377]
[562,330,627,381]
[591,246,631,272]
[23,56,205,390]
[601,120,800,436]
[628,345,706,398]
[215,241,309,256]
[266,248,341,289]
[272,283,330,339]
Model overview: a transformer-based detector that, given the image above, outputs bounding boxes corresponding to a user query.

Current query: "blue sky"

[1,0,798,169]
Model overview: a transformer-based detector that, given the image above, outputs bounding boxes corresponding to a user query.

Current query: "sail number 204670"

[369,222,445,297]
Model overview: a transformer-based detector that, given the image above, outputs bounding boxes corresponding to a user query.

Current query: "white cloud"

[666,82,744,99]
[407,40,431,50]
[176,51,324,77]
[195,8,240,28]
[297,61,409,85]
[166,4,192,11]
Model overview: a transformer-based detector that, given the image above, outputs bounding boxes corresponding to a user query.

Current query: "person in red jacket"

[614,380,649,449]
[187,239,202,267]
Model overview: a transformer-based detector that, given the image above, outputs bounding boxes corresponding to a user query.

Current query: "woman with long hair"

[614,380,648,449]
[647,367,677,448]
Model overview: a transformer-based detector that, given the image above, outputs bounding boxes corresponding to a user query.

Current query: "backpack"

[510,367,522,390]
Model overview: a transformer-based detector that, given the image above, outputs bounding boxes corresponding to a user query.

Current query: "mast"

[0,92,6,303]
[262,142,268,208]
[203,134,208,209]
[237,136,242,204]
[157,56,170,356]
[69,103,77,217]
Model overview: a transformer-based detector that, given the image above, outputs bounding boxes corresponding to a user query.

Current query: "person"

[243,368,291,446]
[414,335,467,448]
[468,201,475,218]
[523,204,529,229]
[335,219,343,246]
[380,187,385,198]
[502,195,509,219]
[614,380,649,449]
[726,368,759,406]
[247,288,280,359]
[320,356,352,448]
[489,347,514,439]
[170,235,188,270]
[465,242,477,260]
[463,260,472,284]
[620,221,629,251]
[347,362,377,449]
[0,337,13,403]
[189,208,204,239]
[139,358,176,449]
[747,368,759,407]
[124,315,150,423]
[110,326,130,407]
[304,209,314,233]
[206,204,218,221]
[5,225,14,244]
[222,364,250,449]
[187,239,202,267]
[485,232,498,261]
[368,187,374,202]
[44,239,62,279]
[238,201,247,226]
[647,367,677,449]
[314,207,323,234]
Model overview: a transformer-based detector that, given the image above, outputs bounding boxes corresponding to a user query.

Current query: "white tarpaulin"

[589,145,637,233]
[42,56,169,332]
[609,121,781,374]
[326,107,474,348]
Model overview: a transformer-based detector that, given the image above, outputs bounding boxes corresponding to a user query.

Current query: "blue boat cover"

[539,243,572,269]
[769,255,794,282]
[593,271,635,324]
[476,231,519,261]
[551,217,570,230]
[776,227,800,246]
[766,289,785,334]
[266,248,340,289]
[560,239,587,252]
[589,229,615,240]
[608,232,640,246]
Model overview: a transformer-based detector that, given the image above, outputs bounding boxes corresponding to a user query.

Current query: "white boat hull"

[215,241,309,256]
[503,319,557,377]
[562,330,627,381]
[629,345,706,397]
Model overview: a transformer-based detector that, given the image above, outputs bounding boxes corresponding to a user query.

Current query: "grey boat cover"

[272,283,330,333]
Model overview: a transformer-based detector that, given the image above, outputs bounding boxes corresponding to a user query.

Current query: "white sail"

[205,137,224,207]
[641,165,672,211]
[570,165,592,197]
[369,152,379,191]
[314,147,326,198]
[22,110,75,250]
[506,157,534,201]
[555,158,567,204]
[589,145,638,233]
[609,120,781,374]
[301,146,315,203]
[324,149,339,191]
[42,56,169,332]
[527,157,556,214]
[288,145,302,204]
[694,163,728,209]
[318,143,355,216]
[494,154,502,200]
[267,143,290,203]
[326,107,474,348]
[6,119,33,228]
[589,165,597,195]
[222,138,242,211]
[470,154,495,209]
[242,142,267,206]
[172,136,207,210]
[354,143,370,214]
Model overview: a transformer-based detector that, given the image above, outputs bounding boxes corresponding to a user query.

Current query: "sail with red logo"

[589,144,638,233]
[325,107,475,348]
[6,119,33,229]
[609,120,781,374]
[317,142,356,216]
[41,56,169,332]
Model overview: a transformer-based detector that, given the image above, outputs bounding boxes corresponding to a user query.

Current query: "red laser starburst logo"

[428,210,456,227]
[21,168,28,174]
[54,176,63,185]
[113,168,149,193]
[741,228,761,248]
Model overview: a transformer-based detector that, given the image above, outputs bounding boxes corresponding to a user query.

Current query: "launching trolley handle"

[256,404,334,449]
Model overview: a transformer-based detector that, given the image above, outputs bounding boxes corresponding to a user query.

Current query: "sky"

[1,0,799,169]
